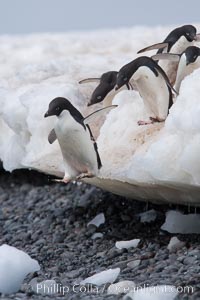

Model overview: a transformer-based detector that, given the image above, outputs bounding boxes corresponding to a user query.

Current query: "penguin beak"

[194,33,200,41]
[186,60,190,66]
[44,111,49,118]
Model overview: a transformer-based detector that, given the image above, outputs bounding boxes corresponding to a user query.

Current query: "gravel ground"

[0,169,199,300]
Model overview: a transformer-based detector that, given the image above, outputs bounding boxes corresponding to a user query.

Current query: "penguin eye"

[56,107,60,111]
[97,96,102,100]
[123,77,128,81]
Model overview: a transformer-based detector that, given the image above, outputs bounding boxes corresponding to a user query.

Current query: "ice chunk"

[167,237,185,253]
[87,213,105,228]
[138,209,157,223]
[31,279,57,295]
[124,285,178,300]
[80,268,120,286]
[115,239,140,250]
[91,233,103,239]
[0,244,40,294]
[107,280,136,295]
[161,211,200,234]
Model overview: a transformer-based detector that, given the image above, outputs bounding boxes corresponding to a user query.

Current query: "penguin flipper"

[83,105,118,124]
[137,42,168,54]
[48,129,57,144]
[79,78,100,84]
[152,53,181,62]
[154,63,179,96]
[126,82,134,90]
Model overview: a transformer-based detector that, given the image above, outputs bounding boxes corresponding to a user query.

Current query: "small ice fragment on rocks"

[167,237,185,253]
[115,239,140,250]
[91,233,103,240]
[80,268,120,286]
[87,213,105,228]
[127,260,141,268]
[107,280,136,295]
[124,285,178,300]
[161,211,200,234]
[138,209,157,223]
[31,279,57,295]
[0,244,40,294]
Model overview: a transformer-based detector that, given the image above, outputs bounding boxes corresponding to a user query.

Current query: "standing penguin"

[44,97,116,183]
[152,46,200,93]
[116,56,177,125]
[79,71,134,107]
[138,25,200,84]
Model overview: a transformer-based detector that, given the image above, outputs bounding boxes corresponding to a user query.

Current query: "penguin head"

[184,46,200,65]
[44,97,83,122]
[182,25,197,42]
[87,71,118,106]
[115,65,132,90]
[44,97,71,117]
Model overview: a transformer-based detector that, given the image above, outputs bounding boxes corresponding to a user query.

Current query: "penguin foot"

[149,117,160,123]
[76,173,94,180]
[138,117,161,126]
[138,120,153,126]
[52,176,71,184]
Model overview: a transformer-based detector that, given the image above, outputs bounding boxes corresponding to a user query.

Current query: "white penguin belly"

[55,111,98,178]
[175,55,200,93]
[159,37,194,84]
[133,67,169,121]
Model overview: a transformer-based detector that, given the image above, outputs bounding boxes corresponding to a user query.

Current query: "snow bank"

[0,244,40,294]
[1,26,200,205]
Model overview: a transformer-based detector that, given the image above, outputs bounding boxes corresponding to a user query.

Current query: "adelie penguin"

[44,97,117,183]
[152,46,200,94]
[79,71,135,107]
[138,24,200,84]
[116,56,178,125]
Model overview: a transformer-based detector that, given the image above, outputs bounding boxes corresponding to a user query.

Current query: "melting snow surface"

[0,244,40,294]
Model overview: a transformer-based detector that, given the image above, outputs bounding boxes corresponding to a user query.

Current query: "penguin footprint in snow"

[44,97,117,183]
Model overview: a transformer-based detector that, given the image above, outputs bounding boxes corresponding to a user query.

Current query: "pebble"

[127,260,141,268]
